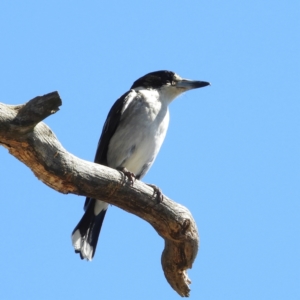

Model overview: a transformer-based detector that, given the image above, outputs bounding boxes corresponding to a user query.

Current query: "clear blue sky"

[0,1,299,299]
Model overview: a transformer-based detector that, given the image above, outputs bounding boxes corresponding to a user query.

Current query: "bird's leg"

[118,167,136,185]
[147,184,164,203]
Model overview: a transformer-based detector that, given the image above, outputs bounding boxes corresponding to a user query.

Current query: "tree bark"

[0,92,199,297]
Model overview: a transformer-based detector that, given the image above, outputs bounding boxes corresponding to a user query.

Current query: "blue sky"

[0,1,299,299]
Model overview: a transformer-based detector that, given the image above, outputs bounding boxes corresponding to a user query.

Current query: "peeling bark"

[0,92,199,297]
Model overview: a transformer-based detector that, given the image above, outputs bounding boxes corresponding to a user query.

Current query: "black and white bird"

[71,70,210,260]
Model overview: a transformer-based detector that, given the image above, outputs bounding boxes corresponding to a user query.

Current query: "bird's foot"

[147,184,164,203]
[118,167,136,185]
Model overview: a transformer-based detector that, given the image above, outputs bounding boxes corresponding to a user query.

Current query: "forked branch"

[0,92,199,297]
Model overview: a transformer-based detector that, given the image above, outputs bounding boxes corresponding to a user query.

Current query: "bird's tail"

[71,198,108,261]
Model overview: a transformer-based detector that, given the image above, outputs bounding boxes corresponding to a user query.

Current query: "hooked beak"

[176,79,210,90]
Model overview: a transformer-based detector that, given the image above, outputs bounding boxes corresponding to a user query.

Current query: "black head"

[130,70,210,93]
[131,70,176,89]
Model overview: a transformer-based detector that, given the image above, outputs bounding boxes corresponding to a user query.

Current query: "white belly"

[107,91,169,178]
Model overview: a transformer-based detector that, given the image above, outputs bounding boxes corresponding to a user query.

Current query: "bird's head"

[131,70,210,102]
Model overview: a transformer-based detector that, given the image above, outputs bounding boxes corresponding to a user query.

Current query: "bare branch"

[0,92,199,297]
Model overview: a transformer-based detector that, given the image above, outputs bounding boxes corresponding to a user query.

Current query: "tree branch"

[0,92,199,297]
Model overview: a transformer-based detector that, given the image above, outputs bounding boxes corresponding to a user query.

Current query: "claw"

[118,167,136,185]
[147,184,164,203]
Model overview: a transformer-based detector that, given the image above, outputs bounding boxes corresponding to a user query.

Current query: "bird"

[71,70,210,260]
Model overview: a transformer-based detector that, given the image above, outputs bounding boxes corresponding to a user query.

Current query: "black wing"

[83,90,131,210]
[93,90,131,165]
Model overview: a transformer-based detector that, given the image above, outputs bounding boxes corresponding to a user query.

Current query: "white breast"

[107,89,169,178]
